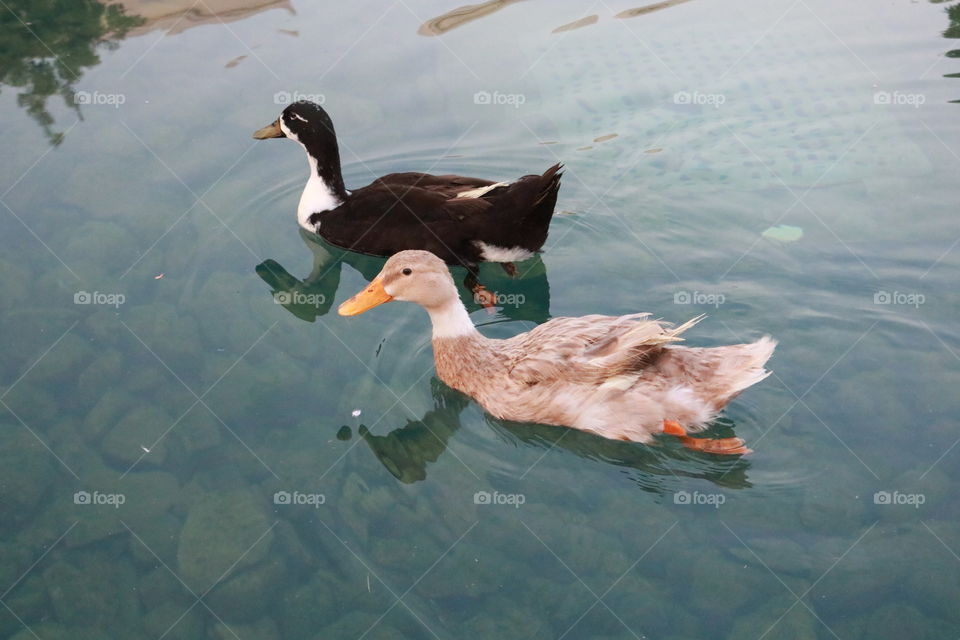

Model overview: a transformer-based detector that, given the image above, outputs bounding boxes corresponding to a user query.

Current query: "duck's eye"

[402,268,413,276]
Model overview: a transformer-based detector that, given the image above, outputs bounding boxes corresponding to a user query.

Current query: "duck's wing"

[505,314,705,386]
[372,173,496,198]
[347,183,493,221]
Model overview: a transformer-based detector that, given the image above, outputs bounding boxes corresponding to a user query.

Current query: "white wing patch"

[455,182,509,199]
[473,241,534,263]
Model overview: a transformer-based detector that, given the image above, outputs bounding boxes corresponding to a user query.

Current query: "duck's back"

[307,164,563,266]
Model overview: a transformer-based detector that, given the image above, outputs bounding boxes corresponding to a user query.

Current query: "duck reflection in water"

[348,379,752,492]
[256,229,552,324]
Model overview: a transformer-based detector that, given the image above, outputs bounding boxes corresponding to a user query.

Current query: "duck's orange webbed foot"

[471,283,497,314]
[662,419,752,456]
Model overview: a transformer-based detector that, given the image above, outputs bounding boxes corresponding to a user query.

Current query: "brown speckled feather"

[342,251,776,444]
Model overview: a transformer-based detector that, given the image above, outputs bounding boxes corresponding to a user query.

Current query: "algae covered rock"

[177,489,274,593]
[174,406,221,455]
[0,573,49,638]
[861,602,944,640]
[206,554,287,623]
[81,388,136,442]
[123,303,203,373]
[320,611,405,640]
[138,566,193,611]
[43,551,140,631]
[462,596,547,638]
[23,331,94,384]
[76,348,126,400]
[0,426,56,528]
[212,617,281,640]
[142,602,204,640]
[727,594,818,640]
[100,404,174,467]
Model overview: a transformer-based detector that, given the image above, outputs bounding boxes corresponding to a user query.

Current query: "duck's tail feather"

[704,336,777,408]
[533,162,564,208]
[519,163,563,241]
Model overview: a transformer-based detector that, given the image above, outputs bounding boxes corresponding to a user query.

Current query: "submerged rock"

[862,602,945,640]
[142,602,204,640]
[319,611,405,640]
[0,426,56,529]
[100,405,174,467]
[0,573,49,638]
[175,406,221,455]
[76,348,125,401]
[43,550,140,631]
[23,331,94,384]
[206,555,288,623]
[82,388,136,442]
[137,566,193,611]
[728,594,818,639]
[177,489,274,593]
[212,616,281,640]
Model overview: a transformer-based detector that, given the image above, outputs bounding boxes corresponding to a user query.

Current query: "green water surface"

[1,0,959,638]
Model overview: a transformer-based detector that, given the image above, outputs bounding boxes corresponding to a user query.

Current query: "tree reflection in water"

[0,0,142,145]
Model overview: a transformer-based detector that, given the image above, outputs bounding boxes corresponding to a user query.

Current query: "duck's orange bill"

[338,278,394,316]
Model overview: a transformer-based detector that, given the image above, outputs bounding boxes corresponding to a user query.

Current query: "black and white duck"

[252,101,563,271]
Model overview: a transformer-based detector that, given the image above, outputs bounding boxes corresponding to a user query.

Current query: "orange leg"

[662,420,752,455]
[471,283,497,314]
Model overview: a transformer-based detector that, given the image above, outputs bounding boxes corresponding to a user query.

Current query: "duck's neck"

[428,302,493,395]
[426,300,478,340]
[282,119,349,229]
[298,153,348,228]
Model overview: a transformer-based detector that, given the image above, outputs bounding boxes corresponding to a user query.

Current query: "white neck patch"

[280,119,343,230]
[426,301,476,339]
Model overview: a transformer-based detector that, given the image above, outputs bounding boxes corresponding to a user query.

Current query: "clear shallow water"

[1,0,959,638]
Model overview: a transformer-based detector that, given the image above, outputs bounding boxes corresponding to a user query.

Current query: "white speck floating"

[351,409,362,418]
[762,224,804,244]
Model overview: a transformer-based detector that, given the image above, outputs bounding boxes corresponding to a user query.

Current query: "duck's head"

[339,251,457,316]
[254,100,346,197]
[253,100,334,140]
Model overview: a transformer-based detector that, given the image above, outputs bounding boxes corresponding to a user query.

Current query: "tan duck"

[339,251,776,455]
